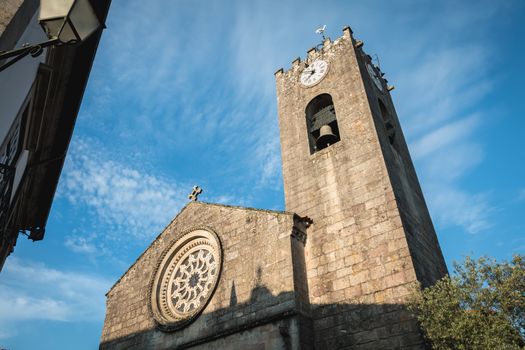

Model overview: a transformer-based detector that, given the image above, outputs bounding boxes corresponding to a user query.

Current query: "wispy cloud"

[80,0,288,193]
[59,138,188,244]
[388,7,500,234]
[64,235,97,254]
[0,258,112,338]
[398,46,491,135]
[428,188,493,234]
[79,0,505,234]
[411,115,480,160]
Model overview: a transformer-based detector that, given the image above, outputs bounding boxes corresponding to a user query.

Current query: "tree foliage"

[408,255,525,349]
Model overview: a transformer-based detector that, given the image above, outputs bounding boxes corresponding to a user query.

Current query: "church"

[100,26,447,349]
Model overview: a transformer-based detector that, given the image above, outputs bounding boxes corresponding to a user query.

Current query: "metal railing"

[0,163,15,241]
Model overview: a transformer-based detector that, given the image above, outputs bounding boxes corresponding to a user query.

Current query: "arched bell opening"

[378,99,396,147]
[305,94,340,154]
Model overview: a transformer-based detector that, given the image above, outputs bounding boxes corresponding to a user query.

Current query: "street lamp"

[0,0,101,72]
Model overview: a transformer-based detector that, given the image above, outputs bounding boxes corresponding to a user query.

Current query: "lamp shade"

[39,0,100,43]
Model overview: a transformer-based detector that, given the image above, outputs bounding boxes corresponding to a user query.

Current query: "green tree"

[408,255,524,349]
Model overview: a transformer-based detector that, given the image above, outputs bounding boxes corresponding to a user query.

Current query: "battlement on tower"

[273,25,392,93]
[274,26,359,78]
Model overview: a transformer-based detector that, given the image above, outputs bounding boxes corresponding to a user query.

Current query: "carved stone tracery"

[150,228,222,331]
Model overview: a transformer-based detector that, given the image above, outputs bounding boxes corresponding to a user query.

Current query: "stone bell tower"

[275,26,447,348]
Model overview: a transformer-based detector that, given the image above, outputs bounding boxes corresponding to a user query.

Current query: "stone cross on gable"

[188,186,203,201]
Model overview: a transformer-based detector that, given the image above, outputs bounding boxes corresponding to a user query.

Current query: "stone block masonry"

[101,25,448,350]
[100,202,312,350]
[275,26,447,348]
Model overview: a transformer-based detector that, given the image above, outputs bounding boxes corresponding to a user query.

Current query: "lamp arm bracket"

[0,38,60,72]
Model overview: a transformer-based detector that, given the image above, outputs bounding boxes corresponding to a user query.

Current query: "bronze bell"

[316,124,338,149]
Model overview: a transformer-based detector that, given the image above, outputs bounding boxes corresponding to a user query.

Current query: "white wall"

[0,9,47,201]
[0,9,47,142]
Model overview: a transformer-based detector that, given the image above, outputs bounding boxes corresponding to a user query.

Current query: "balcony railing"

[0,163,15,240]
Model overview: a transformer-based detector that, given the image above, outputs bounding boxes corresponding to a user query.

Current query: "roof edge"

[105,201,296,296]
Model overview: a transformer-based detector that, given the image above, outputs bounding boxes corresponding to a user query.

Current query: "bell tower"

[275,26,447,348]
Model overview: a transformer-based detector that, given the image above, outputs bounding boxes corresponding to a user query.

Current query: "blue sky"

[1,0,525,348]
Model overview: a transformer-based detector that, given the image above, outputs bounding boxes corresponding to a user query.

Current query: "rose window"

[169,249,217,314]
[150,229,222,331]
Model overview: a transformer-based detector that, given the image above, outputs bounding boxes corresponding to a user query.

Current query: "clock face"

[300,60,329,87]
[367,63,383,92]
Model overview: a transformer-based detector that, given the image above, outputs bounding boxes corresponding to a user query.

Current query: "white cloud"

[59,138,187,243]
[253,135,282,187]
[421,143,484,182]
[80,0,503,235]
[64,236,97,254]
[82,0,288,190]
[389,12,498,234]
[427,187,493,234]
[0,258,112,338]
[411,115,480,160]
[398,46,490,133]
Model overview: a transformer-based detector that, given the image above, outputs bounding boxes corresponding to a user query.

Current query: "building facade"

[0,0,111,270]
[100,26,447,349]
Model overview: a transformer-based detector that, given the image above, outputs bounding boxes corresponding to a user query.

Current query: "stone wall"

[362,65,448,287]
[101,24,447,350]
[275,27,441,349]
[100,202,310,350]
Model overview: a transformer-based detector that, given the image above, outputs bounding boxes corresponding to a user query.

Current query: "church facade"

[100,26,447,349]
